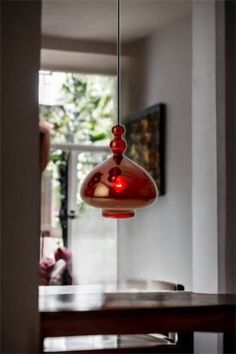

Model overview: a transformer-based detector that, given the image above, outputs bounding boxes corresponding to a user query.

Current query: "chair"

[43,280,193,354]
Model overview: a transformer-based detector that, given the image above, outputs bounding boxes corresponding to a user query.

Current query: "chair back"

[125,278,184,291]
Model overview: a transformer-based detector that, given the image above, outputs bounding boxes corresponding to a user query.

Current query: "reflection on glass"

[71,151,117,285]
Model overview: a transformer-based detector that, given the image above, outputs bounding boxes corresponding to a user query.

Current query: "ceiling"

[42,0,192,43]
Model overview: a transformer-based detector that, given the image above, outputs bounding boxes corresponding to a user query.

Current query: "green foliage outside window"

[40,73,115,144]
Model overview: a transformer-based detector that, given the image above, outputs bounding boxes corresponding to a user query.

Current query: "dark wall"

[1,1,41,352]
[225,0,236,293]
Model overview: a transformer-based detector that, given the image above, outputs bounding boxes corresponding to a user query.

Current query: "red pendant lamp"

[80,0,158,219]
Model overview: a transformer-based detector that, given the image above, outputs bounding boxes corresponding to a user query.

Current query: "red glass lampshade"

[80,125,158,219]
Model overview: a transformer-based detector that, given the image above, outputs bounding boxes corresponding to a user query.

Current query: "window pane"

[39,70,117,286]
[70,151,117,285]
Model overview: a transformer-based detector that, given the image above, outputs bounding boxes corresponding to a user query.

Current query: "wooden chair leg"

[40,334,44,354]
[177,332,194,354]
[223,332,236,354]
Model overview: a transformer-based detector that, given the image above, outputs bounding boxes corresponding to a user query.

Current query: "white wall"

[191,1,233,352]
[40,49,117,75]
[1,1,41,352]
[119,15,192,290]
[41,36,117,75]
[192,0,218,294]
[192,0,236,299]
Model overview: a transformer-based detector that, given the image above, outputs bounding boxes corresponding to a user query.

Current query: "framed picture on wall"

[124,103,165,195]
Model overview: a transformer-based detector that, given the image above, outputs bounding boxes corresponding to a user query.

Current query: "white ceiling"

[42,0,192,43]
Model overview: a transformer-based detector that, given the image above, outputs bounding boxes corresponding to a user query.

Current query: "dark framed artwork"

[124,103,166,195]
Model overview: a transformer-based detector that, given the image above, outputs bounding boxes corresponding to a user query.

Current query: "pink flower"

[39,257,55,285]
[54,247,72,262]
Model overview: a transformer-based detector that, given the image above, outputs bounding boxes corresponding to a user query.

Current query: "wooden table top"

[40,285,236,337]
[39,285,236,312]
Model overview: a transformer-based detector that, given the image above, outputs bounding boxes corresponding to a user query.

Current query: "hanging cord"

[117,0,121,126]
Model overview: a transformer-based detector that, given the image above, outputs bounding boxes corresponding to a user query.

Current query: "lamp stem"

[117,0,121,126]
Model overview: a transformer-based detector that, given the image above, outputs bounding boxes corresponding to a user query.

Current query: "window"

[39,71,117,285]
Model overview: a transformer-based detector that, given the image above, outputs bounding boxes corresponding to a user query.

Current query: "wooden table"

[39,285,236,352]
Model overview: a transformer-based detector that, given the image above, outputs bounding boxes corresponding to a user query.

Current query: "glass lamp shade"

[80,125,158,218]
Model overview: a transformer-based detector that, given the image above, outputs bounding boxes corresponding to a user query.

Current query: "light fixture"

[80,0,158,218]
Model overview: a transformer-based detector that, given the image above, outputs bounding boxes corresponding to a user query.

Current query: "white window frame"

[51,143,110,249]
